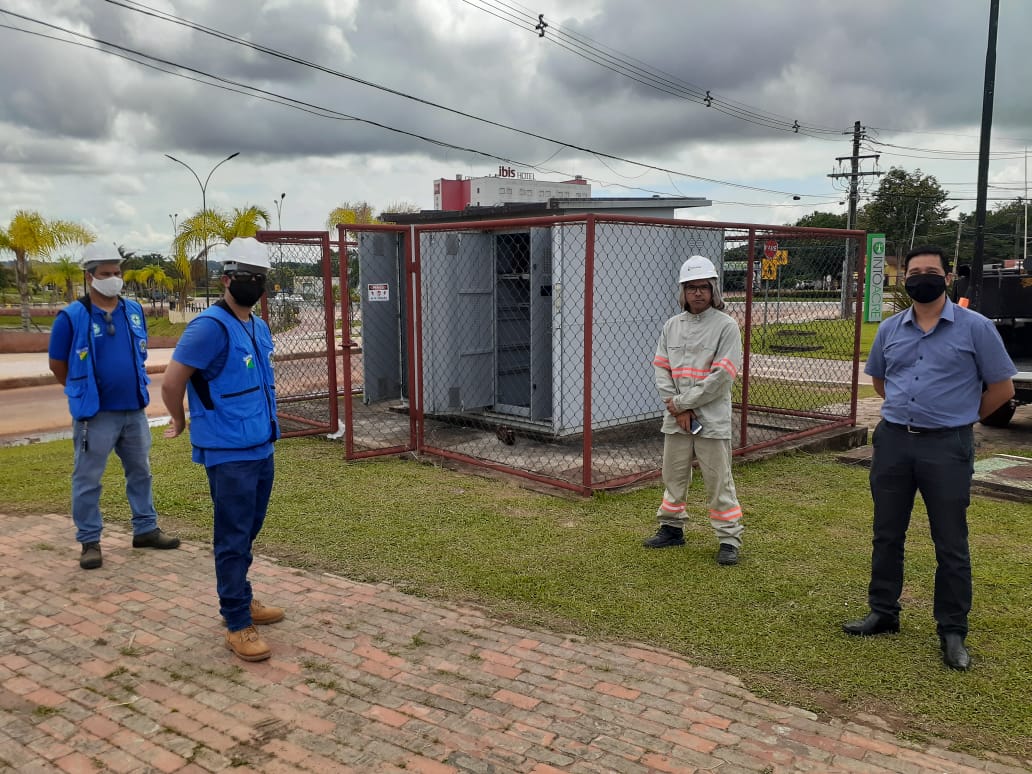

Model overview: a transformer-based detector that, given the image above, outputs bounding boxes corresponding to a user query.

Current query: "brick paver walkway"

[1,513,1027,774]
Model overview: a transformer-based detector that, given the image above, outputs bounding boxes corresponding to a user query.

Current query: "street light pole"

[164,152,239,307]
[273,192,286,230]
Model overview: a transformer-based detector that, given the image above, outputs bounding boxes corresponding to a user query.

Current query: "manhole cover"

[770,345,823,353]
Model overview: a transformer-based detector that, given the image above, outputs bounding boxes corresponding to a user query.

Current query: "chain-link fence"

[255,231,340,438]
[334,217,864,494]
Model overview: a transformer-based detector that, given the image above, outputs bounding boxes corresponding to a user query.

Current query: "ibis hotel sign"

[865,233,885,323]
[496,165,536,180]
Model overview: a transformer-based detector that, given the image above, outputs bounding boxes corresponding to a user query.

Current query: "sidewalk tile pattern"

[1,512,1028,774]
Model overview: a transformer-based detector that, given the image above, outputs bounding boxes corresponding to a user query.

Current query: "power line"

[461,0,846,139]
[0,5,837,201]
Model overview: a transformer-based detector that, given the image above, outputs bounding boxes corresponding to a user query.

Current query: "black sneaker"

[716,543,739,566]
[80,542,102,570]
[642,524,685,549]
[132,529,181,550]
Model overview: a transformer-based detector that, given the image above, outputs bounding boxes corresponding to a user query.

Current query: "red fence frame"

[340,215,866,494]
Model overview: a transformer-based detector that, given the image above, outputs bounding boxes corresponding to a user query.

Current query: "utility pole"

[970,0,1000,310]
[909,199,923,250]
[953,218,963,275]
[828,120,881,318]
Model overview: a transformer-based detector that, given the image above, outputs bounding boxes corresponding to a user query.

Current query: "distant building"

[386,196,712,224]
[434,167,591,210]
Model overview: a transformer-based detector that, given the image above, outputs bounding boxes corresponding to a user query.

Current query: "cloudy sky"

[2,0,1031,255]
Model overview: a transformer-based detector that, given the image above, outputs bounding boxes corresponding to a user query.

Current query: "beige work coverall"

[652,306,745,547]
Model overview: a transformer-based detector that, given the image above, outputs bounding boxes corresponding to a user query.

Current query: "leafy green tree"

[36,256,83,303]
[0,211,93,330]
[792,211,848,230]
[857,167,951,262]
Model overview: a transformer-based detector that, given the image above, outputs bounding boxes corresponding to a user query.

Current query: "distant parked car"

[794,280,816,290]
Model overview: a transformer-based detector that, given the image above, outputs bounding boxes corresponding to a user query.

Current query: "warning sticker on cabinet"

[367,283,389,302]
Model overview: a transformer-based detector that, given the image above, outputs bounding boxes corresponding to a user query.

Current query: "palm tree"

[173,205,271,307]
[0,211,93,330]
[36,256,83,303]
[325,201,379,239]
[124,265,174,311]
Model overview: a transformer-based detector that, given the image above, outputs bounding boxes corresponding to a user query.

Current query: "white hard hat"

[678,255,718,283]
[222,237,271,272]
[79,242,123,270]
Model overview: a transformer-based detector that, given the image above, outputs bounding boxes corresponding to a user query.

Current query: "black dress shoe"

[842,612,900,636]
[940,634,971,671]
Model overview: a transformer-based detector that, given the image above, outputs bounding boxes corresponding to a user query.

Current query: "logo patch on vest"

[130,313,142,328]
[243,354,254,369]
[77,348,88,361]
[92,322,102,337]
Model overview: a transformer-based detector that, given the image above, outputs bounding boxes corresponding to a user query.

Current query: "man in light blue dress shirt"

[843,245,1016,671]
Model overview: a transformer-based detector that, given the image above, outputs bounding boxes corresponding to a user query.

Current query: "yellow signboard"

[761,259,778,280]
[775,249,789,266]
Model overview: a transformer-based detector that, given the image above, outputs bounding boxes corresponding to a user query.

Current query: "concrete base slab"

[971,454,1032,502]
[836,447,1032,504]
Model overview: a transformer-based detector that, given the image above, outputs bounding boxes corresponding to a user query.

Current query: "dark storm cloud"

[0,24,116,140]
[527,0,1032,152]
[3,0,1031,167]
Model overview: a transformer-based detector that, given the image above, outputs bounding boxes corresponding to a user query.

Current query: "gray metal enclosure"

[359,221,724,437]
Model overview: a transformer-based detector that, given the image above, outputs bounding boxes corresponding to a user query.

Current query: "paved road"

[0,375,172,443]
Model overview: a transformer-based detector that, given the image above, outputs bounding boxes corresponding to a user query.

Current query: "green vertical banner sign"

[865,233,886,322]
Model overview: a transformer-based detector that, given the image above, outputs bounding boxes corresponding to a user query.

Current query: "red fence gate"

[255,230,341,438]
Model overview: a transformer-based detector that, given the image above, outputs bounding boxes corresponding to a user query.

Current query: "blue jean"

[868,421,975,636]
[71,410,159,544]
[206,455,275,632]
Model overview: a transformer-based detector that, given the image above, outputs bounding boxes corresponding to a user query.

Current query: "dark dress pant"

[868,420,975,636]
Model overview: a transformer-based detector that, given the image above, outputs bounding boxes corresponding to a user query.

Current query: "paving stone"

[1,513,1027,774]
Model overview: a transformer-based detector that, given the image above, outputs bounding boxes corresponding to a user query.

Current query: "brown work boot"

[250,599,285,625]
[225,625,271,662]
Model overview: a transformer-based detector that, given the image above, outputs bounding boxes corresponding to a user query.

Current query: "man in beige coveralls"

[644,255,745,565]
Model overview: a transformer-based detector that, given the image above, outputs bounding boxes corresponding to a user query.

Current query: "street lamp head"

[227,152,240,161]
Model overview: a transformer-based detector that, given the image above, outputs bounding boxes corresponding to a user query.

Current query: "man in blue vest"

[161,237,283,662]
[48,242,181,570]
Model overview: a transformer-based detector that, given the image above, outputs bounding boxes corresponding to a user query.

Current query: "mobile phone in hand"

[690,417,703,435]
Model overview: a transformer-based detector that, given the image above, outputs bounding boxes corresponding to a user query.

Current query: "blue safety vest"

[58,297,149,421]
[185,304,280,450]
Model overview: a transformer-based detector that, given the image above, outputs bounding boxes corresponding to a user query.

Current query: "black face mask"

[904,274,946,304]
[228,277,265,307]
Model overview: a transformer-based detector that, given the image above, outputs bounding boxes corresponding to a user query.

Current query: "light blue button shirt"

[865,298,1016,428]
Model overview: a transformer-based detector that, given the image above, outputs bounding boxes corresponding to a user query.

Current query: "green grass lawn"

[749,319,881,361]
[1,432,1030,759]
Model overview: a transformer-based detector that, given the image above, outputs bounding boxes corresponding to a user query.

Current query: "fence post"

[850,238,866,425]
[581,215,596,492]
[320,231,339,435]
[408,224,424,454]
[739,228,756,448]
[339,225,356,459]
